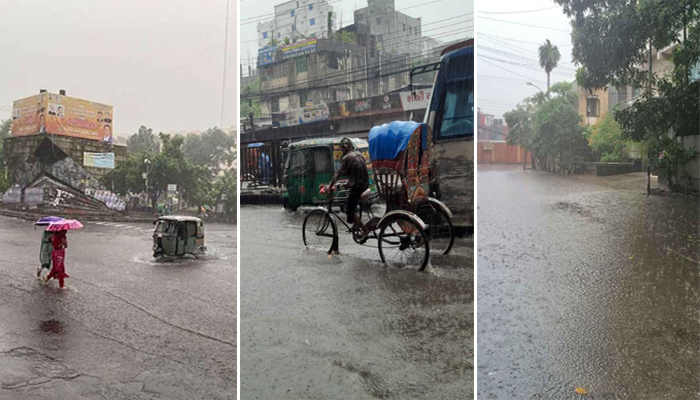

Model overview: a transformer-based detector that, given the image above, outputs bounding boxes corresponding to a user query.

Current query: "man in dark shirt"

[326,138,370,236]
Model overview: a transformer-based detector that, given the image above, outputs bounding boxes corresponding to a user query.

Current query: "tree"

[340,31,355,44]
[538,39,561,92]
[504,102,534,170]
[210,169,237,215]
[241,79,262,119]
[587,113,630,162]
[127,126,160,155]
[183,127,235,173]
[555,0,700,189]
[530,83,582,172]
[0,119,11,192]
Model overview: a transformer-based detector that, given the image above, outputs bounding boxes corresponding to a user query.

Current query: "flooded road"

[477,167,700,399]
[0,217,236,400]
[240,205,473,399]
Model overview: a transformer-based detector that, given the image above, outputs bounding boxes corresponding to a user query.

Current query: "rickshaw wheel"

[378,215,430,271]
[302,209,337,254]
[417,205,455,255]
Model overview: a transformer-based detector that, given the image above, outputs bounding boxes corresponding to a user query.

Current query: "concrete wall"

[4,134,126,189]
[477,141,526,164]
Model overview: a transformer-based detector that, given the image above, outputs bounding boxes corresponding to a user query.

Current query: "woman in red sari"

[45,230,69,288]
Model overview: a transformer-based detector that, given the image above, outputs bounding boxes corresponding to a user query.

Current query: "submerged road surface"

[240,206,473,399]
[0,217,236,400]
[477,167,700,399]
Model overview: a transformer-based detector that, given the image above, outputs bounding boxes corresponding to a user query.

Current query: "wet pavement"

[477,166,700,399]
[0,217,236,400]
[240,205,473,399]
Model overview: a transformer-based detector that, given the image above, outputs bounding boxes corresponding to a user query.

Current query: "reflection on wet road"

[477,167,700,399]
[0,217,236,400]
[240,206,473,399]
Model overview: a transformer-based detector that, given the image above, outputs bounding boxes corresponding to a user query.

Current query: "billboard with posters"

[281,38,317,59]
[11,92,114,142]
[328,93,403,119]
[83,152,115,169]
[258,45,278,66]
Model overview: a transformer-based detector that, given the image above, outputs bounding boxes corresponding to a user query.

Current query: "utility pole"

[647,37,652,195]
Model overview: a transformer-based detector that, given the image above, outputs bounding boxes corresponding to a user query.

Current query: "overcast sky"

[0,0,238,137]
[476,0,576,119]
[240,0,474,78]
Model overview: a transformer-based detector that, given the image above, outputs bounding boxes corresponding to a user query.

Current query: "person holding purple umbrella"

[35,216,63,278]
[37,230,54,278]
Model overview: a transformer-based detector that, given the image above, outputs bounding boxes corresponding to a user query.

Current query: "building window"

[291,10,295,17]
[357,13,363,21]
[377,34,382,42]
[296,56,308,73]
[309,4,313,10]
[271,97,280,113]
[586,98,600,117]
[403,23,406,32]
[310,18,315,26]
[278,32,281,38]
[376,17,382,25]
[263,31,268,39]
[292,25,297,31]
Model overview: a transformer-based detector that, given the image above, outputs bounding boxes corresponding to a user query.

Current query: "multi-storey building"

[257,0,335,49]
[353,0,422,56]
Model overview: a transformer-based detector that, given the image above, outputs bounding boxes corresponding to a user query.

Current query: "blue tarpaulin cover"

[247,142,264,148]
[369,121,420,160]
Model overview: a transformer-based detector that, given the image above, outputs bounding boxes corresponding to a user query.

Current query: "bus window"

[435,78,474,140]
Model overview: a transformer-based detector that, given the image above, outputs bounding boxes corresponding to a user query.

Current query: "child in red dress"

[45,230,69,288]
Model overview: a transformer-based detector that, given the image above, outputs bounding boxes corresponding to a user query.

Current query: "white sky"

[0,0,238,137]
[240,0,474,77]
[476,0,576,118]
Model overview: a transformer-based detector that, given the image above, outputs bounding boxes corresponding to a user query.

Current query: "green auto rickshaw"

[282,137,377,211]
[153,216,206,258]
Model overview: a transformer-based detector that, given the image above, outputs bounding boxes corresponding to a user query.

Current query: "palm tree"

[538,39,561,92]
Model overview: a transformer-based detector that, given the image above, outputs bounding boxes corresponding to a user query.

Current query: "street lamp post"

[526,81,545,94]
[144,159,151,210]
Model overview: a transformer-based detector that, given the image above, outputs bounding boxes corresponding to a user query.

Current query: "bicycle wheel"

[417,205,455,255]
[302,209,337,253]
[378,215,430,271]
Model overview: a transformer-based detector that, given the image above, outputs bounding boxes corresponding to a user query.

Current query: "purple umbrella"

[35,216,65,226]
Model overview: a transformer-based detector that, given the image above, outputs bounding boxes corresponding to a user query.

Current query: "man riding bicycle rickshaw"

[322,138,371,246]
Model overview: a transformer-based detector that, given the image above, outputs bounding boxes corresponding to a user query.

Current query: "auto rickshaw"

[281,137,378,211]
[153,216,206,258]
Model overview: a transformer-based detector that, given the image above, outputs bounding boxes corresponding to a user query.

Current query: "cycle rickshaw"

[302,121,455,271]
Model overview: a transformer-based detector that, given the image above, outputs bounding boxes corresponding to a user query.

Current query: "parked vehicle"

[411,39,474,232]
[282,137,377,211]
[152,216,206,258]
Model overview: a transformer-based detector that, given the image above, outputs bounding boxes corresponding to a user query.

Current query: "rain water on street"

[240,205,473,399]
[477,166,700,399]
[0,217,237,400]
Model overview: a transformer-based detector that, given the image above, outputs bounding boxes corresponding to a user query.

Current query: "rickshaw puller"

[325,138,371,240]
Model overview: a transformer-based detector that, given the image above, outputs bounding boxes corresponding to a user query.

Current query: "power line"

[244,33,472,97]
[480,16,570,32]
[479,57,547,84]
[480,32,573,47]
[479,6,559,15]
[478,54,576,77]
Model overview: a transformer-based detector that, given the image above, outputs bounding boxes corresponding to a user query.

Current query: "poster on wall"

[329,93,402,119]
[281,38,317,59]
[258,45,278,66]
[83,152,115,169]
[11,92,114,142]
